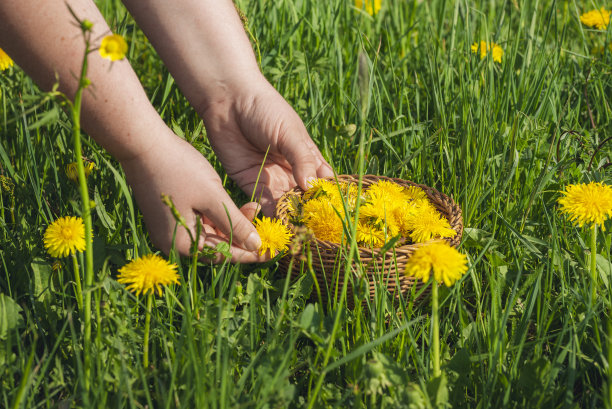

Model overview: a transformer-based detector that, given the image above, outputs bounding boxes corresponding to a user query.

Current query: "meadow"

[1,0,612,407]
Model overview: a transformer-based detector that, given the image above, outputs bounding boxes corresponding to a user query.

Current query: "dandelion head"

[406,205,457,243]
[558,182,612,230]
[99,34,128,61]
[404,186,428,202]
[303,178,340,201]
[44,216,86,258]
[355,0,382,15]
[117,254,179,296]
[471,41,503,63]
[254,216,293,257]
[356,221,386,248]
[359,201,401,237]
[580,8,611,30]
[65,161,95,182]
[0,48,14,71]
[303,198,345,243]
[491,43,504,63]
[367,180,411,203]
[404,242,468,286]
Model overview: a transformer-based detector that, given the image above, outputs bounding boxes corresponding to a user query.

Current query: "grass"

[1,0,612,407]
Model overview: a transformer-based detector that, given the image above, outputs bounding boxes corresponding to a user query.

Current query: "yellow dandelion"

[356,221,386,247]
[367,180,411,203]
[254,216,293,257]
[471,41,504,63]
[44,216,86,258]
[404,242,468,286]
[405,186,428,202]
[0,48,13,71]
[66,161,95,182]
[580,8,611,30]
[117,254,179,296]
[395,200,430,235]
[406,206,457,243]
[339,182,361,209]
[99,34,128,61]
[360,201,401,237]
[558,182,612,230]
[303,178,340,201]
[355,0,382,15]
[303,198,345,243]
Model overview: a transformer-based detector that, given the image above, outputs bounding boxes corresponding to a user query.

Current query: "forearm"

[121,0,264,114]
[0,0,169,162]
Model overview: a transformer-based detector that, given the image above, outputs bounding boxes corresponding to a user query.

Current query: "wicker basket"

[275,175,463,304]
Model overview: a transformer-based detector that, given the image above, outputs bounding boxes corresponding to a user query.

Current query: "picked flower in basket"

[274,174,463,303]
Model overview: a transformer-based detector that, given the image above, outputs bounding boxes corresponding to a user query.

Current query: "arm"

[121,0,334,215]
[0,0,264,262]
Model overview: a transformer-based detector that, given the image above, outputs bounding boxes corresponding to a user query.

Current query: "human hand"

[199,76,334,216]
[120,131,267,263]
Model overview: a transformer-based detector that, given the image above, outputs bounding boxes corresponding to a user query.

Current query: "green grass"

[1,0,612,407]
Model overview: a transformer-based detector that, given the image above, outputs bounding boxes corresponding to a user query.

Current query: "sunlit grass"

[1,0,612,407]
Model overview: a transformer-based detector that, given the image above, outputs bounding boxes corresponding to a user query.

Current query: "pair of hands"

[121,77,333,263]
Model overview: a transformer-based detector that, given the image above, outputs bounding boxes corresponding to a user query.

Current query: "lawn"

[1,0,612,407]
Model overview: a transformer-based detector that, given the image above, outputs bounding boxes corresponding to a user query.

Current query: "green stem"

[432,281,441,378]
[590,224,598,307]
[143,293,153,369]
[72,36,94,392]
[71,254,83,312]
[191,249,199,318]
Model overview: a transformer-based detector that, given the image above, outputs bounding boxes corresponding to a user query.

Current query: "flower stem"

[72,34,94,393]
[591,224,598,307]
[143,293,153,369]
[71,254,83,312]
[432,281,441,378]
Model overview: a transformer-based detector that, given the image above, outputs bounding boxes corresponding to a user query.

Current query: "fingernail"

[245,232,261,251]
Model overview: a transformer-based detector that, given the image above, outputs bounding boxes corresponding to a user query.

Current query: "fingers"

[275,111,334,190]
[197,202,264,263]
[197,189,262,253]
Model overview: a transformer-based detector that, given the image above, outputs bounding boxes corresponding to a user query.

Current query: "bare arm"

[122,0,334,213]
[0,0,265,261]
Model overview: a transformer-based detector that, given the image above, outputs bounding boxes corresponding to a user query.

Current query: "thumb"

[278,134,320,191]
[199,189,262,252]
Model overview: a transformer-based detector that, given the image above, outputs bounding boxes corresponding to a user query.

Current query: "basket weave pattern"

[275,175,463,302]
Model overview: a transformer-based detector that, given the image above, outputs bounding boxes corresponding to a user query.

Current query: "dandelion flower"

[117,254,179,296]
[395,200,430,235]
[99,34,128,61]
[44,216,86,258]
[360,201,401,237]
[355,0,382,15]
[303,178,340,201]
[580,8,611,30]
[471,41,504,63]
[0,48,13,71]
[356,221,386,247]
[558,182,612,230]
[66,161,95,182]
[367,180,410,203]
[303,198,345,243]
[405,242,468,286]
[406,206,457,243]
[254,216,293,257]
[405,186,428,202]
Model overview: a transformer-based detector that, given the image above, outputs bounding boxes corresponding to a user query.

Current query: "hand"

[120,131,267,263]
[200,76,334,216]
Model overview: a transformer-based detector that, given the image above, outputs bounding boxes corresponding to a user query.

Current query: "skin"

[0,0,333,262]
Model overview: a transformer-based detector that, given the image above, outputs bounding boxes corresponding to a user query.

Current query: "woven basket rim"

[275,174,464,256]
